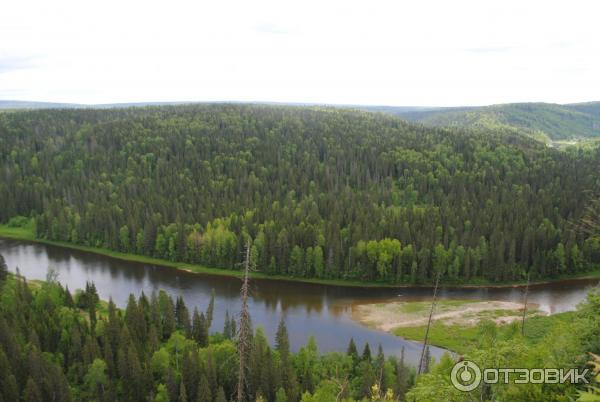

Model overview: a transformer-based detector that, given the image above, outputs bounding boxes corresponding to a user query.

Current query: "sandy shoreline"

[352,299,543,332]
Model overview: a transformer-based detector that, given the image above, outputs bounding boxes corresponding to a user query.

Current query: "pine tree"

[374,344,385,376]
[192,310,208,347]
[159,291,176,340]
[395,347,409,399]
[215,387,227,402]
[275,317,290,358]
[179,380,188,402]
[63,285,74,307]
[126,343,144,402]
[206,289,215,329]
[230,315,237,340]
[175,296,191,336]
[0,253,8,283]
[3,374,19,402]
[196,373,211,402]
[347,338,359,365]
[166,368,178,402]
[275,387,287,402]
[361,342,371,362]
[182,349,200,401]
[223,310,232,339]
[23,378,42,402]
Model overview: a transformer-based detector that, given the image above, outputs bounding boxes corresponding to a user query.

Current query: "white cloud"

[1,0,599,106]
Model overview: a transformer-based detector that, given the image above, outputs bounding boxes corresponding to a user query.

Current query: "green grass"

[1,221,599,289]
[399,299,474,314]
[394,312,578,355]
[0,220,36,240]
[395,322,482,355]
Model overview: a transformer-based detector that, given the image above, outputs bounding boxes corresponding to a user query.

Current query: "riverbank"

[351,298,576,354]
[352,299,544,332]
[392,312,577,355]
[1,223,600,290]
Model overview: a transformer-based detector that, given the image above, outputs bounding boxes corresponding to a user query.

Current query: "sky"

[1,0,599,106]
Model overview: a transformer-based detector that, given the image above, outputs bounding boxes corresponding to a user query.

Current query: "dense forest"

[385,102,600,141]
[1,104,600,284]
[1,257,598,402]
[0,262,416,402]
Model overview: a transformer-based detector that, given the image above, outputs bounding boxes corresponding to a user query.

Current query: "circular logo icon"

[451,360,482,392]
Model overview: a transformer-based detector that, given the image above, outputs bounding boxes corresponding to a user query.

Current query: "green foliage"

[7,215,30,227]
[0,253,7,283]
[1,105,599,285]
[407,290,600,401]
[577,353,600,401]
[401,102,600,140]
[83,359,108,401]
[0,274,415,402]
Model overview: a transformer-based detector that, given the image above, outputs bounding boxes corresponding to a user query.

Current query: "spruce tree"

[179,381,188,402]
[196,373,211,402]
[361,342,371,362]
[275,317,290,358]
[347,338,358,361]
[275,387,287,402]
[0,253,8,283]
[223,310,232,339]
[175,296,191,336]
[214,387,227,402]
[23,378,42,402]
[206,289,215,328]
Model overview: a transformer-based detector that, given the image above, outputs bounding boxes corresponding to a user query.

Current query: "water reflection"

[1,238,598,365]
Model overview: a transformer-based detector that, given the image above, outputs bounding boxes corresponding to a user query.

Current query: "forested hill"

[1,104,599,284]
[383,102,600,141]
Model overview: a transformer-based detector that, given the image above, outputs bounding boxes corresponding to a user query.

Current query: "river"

[1,238,598,365]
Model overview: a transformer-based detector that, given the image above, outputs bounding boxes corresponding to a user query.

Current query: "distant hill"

[567,101,600,118]
[4,99,600,141]
[390,102,600,140]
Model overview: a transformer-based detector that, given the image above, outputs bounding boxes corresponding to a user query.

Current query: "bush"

[7,216,30,228]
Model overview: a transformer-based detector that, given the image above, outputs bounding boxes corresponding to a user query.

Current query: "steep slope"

[395,102,600,140]
[1,104,599,284]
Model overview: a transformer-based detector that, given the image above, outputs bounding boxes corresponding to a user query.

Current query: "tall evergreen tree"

[0,253,8,283]
[361,343,371,362]
[206,289,215,329]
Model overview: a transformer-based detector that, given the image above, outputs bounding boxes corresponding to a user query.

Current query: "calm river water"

[1,238,598,364]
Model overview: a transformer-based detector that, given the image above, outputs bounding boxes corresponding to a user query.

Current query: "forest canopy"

[1,104,599,284]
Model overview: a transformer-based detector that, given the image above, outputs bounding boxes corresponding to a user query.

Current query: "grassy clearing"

[392,312,577,355]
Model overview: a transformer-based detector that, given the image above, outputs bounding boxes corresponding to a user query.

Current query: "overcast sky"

[1,0,599,106]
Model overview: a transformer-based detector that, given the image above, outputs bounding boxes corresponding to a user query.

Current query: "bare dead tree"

[418,270,440,375]
[237,239,251,402]
[521,272,530,336]
[332,366,349,402]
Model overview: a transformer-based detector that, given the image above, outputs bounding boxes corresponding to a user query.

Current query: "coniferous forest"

[1,104,599,283]
[0,258,599,402]
[0,260,417,402]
